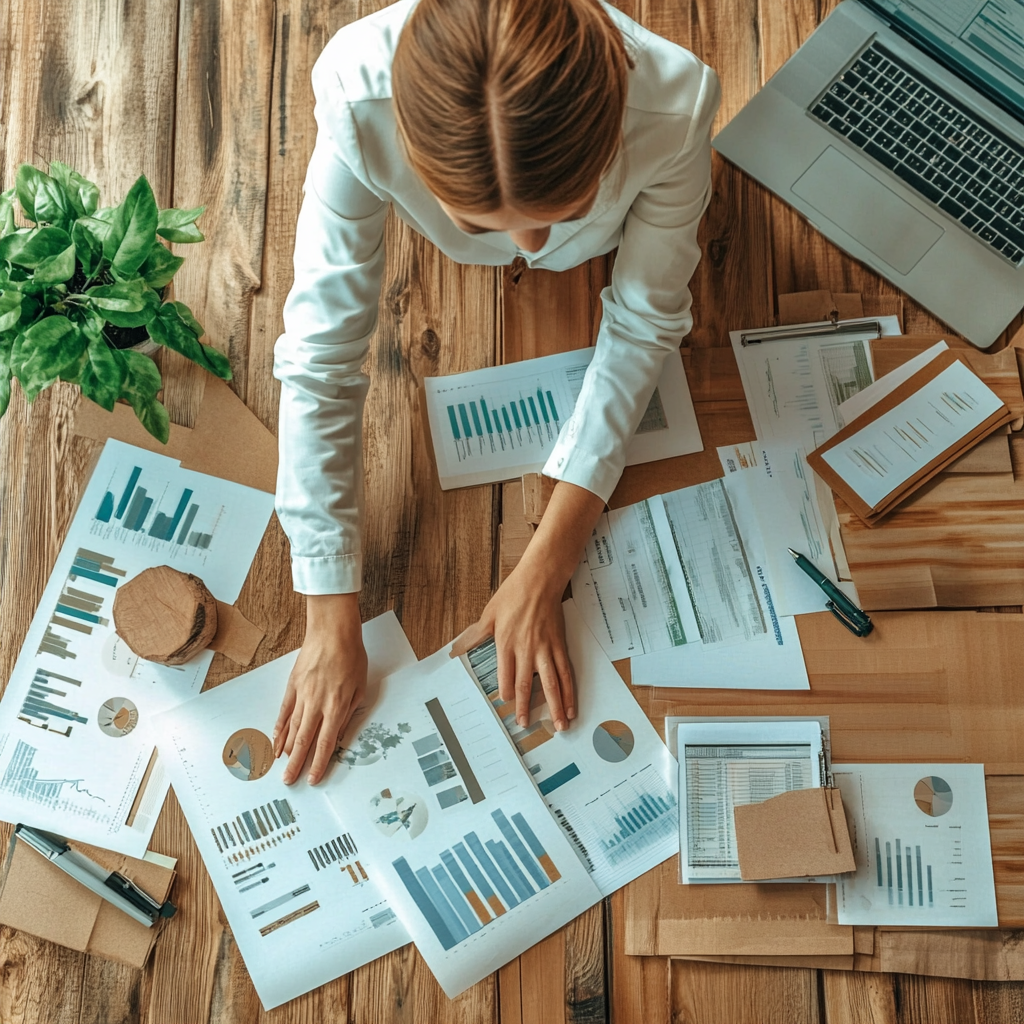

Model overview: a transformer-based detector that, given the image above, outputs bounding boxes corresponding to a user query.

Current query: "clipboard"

[806,350,1013,526]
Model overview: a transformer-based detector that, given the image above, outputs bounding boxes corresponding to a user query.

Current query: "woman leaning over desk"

[272,0,720,784]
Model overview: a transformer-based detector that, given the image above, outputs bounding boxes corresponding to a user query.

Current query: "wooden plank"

[821,971,898,1024]
[0,929,85,1024]
[670,959,821,1024]
[608,889,670,1024]
[0,3,179,1023]
[163,0,275,424]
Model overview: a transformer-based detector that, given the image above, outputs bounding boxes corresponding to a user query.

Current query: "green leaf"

[156,205,205,244]
[49,162,99,217]
[32,242,76,284]
[104,176,159,276]
[11,316,88,400]
[139,241,184,288]
[16,165,71,227]
[77,335,126,411]
[72,220,104,278]
[0,334,11,417]
[0,189,16,238]
[84,279,160,327]
[120,348,169,442]
[169,300,204,338]
[147,302,231,379]
[0,227,73,268]
[0,291,22,333]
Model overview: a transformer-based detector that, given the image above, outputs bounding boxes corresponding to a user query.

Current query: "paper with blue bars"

[325,652,601,998]
[0,438,274,856]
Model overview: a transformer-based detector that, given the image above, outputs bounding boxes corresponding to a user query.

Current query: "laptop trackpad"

[792,146,944,275]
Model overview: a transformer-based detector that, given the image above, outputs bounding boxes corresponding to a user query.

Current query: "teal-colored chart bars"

[600,784,678,866]
[876,836,933,909]
[546,390,559,421]
[98,464,215,549]
[391,808,561,951]
[447,406,461,441]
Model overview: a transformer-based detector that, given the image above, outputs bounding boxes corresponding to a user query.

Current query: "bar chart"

[392,807,562,951]
[874,836,935,909]
[0,740,106,810]
[18,668,87,736]
[211,795,301,865]
[94,462,220,550]
[564,765,678,869]
[37,548,125,662]
[444,385,563,463]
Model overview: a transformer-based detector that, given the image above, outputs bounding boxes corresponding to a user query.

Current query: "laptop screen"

[869,0,1024,119]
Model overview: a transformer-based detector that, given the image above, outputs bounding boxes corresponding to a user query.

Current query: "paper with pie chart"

[152,612,417,1010]
[832,762,997,927]
[0,438,275,857]
[324,649,600,999]
[460,600,678,897]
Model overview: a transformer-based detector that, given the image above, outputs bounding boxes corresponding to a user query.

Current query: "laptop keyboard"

[809,41,1024,266]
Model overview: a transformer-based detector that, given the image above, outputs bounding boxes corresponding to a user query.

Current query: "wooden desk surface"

[1,0,1022,1021]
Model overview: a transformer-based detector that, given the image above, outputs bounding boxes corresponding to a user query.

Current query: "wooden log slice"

[113,565,219,665]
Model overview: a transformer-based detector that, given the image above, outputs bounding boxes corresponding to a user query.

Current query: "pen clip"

[825,599,873,637]
[105,871,177,920]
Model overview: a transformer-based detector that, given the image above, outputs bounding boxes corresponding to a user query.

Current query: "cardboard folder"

[807,350,1013,525]
[0,834,176,968]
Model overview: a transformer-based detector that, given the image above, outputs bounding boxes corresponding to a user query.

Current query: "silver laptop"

[713,0,1024,347]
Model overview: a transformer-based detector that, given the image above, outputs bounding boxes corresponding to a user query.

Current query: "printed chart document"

[718,442,860,617]
[460,601,678,897]
[0,439,274,856]
[424,347,702,489]
[838,341,949,424]
[832,763,997,927]
[676,721,823,883]
[152,613,416,1010]
[325,656,601,998]
[729,317,900,585]
[819,360,1006,509]
[574,476,810,691]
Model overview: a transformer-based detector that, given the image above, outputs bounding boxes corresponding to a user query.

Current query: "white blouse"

[274,0,720,594]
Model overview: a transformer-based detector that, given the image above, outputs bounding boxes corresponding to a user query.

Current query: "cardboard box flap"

[735,787,856,880]
[0,835,175,969]
[74,376,278,494]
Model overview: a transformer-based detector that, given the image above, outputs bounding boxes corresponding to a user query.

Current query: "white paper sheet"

[821,360,1005,508]
[152,613,416,1010]
[628,471,810,690]
[718,442,860,617]
[0,439,275,856]
[676,720,823,883]
[459,601,678,897]
[832,763,997,927]
[323,655,601,998]
[729,318,901,451]
[838,341,949,424]
[424,347,702,489]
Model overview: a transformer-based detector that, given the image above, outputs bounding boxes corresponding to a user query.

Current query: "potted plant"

[0,162,231,443]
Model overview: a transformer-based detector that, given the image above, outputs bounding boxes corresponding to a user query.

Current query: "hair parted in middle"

[392,0,633,215]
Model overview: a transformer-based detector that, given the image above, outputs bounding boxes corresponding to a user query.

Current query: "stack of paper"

[154,605,680,1006]
[0,439,275,856]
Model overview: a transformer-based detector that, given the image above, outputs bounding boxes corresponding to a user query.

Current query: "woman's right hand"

[273,592,367,786]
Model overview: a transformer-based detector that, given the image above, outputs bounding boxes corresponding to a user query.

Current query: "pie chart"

[369,788,428,840]
[98,697,139,737]
[593,720,634,763]
[914,776,953,817]
[223,728,275,782]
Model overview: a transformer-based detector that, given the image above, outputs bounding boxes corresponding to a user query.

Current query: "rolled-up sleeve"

[543,64,721,501]
[274,88,389,594]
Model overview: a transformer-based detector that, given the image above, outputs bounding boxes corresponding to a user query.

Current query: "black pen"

[787,548,873,637]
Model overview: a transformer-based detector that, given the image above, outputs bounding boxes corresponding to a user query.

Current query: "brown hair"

[392,0,631,214]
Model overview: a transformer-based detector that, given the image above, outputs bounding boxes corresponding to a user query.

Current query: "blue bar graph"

[115,466,142,518]
[469,402,483,437]
[545,391,559,422]
[510,403,522,430]
[538,762,580,796]
[479,399,494,434]
[447,406,461,441]
[19,669,86,736]
[392,808,561,951]
[458,404,472,438]
[536,389,549,424]
[96,465,215,549]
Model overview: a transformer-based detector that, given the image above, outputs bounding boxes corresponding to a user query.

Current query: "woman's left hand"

[452,480,606,732]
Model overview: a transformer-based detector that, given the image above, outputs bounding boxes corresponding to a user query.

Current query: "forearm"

[512,480,605,593]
